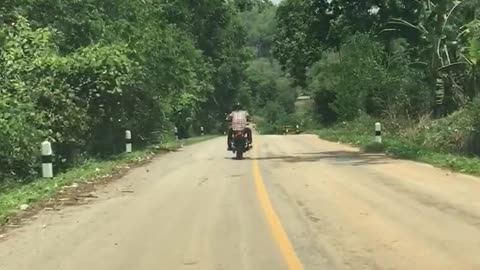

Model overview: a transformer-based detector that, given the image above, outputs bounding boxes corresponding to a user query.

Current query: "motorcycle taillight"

[235,132,243,138]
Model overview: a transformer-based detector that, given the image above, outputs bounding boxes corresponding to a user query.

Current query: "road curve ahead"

[2,135,480,270]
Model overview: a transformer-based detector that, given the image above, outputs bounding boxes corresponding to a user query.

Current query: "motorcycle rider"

[226,102,252,150]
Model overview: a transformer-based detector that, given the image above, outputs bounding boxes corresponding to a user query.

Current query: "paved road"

[1,135,480,270]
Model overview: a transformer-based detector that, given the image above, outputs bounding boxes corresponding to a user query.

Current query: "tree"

[273,0,331,86]
[238,4,277,58]
[0,0,251,181]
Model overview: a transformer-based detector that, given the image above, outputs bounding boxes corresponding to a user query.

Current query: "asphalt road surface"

[1,135,480,270]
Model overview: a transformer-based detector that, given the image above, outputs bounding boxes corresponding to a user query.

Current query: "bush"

[312,87,338,125]
[363,142,386,153]
[62,44,143,156]
[307,34,432,122]
[0,16,215,182]
[0,18,78,179]
[0,100,45,179]
[392,102,480,156]
[256,100,306,134]
[333,99,480,158]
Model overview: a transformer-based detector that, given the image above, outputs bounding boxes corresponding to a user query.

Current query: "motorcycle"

[230,130,251,160]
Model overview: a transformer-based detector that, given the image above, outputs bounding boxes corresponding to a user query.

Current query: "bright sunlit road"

[2,135,480,270]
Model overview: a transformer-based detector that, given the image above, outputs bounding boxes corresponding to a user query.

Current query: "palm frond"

[408,61,429,69]
[459,52,474,66]
[438,62,468,73]
[469,36,480,65]
[388,18,428,34]
[442,1,463,31]
[378,29,401,35]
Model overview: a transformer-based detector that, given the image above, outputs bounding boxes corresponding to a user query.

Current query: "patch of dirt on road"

[0,148,175,238]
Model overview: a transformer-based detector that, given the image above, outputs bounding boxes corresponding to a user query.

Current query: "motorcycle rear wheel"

[235,149,244,160]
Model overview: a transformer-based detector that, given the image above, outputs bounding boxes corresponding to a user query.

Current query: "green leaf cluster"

[1,0,249,181]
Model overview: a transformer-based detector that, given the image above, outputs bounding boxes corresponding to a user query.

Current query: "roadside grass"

[0,135,217,225]
[314,129,480,176]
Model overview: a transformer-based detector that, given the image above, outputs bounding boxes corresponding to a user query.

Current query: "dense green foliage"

[315,116,480,176]
[0,0,266,182]
[9,0,480,184]
[236,3,301,133]
[274,0,480,156]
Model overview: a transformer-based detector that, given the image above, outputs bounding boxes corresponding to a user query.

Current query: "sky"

[272,0,282,3]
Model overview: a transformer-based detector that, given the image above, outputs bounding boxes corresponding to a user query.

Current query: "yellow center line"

[251,140,304,270]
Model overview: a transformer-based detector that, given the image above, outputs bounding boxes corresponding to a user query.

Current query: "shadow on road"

[252,151,389,166]
[224,157,249,160]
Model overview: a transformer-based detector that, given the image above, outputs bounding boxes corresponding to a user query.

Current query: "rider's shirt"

[229,110,249,131]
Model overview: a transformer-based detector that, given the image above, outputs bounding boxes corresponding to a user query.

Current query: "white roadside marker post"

[174,126,179,141]
[201,126,204,136]
[126,130,132,153]
[375,122,382,143]
[41,141,53,178]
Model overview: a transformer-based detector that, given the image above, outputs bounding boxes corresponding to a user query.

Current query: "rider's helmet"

[233,102,242,111]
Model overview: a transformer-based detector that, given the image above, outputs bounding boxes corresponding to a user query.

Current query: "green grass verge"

[0,135,217,224]
[314,129,480,176]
